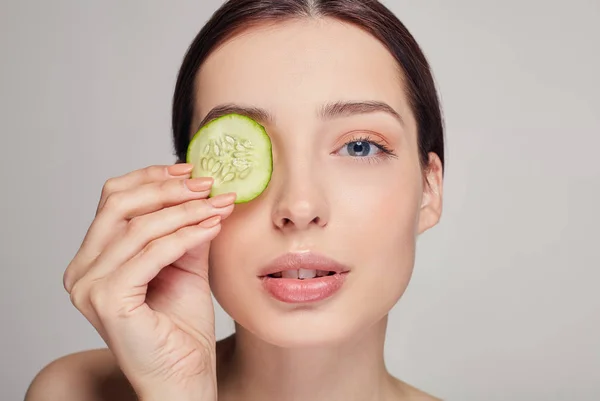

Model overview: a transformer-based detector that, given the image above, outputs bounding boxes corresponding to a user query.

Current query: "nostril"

[312,216,326,227]
[277,216,325,229]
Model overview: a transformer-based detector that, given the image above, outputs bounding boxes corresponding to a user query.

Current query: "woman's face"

[192,18,443,347]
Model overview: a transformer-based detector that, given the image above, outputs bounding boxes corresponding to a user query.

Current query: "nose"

[271,164,329,231]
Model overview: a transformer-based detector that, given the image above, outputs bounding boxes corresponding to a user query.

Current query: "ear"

[418,152,444,235]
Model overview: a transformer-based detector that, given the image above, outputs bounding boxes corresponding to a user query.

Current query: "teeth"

[281,270,299,279]
[273,269,333,279]
[298,268,317,279]
[280,269,318,279]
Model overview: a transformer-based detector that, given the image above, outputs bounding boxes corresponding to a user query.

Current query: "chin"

[250,323,355,349]
[212,279,389,349]
[208,244,413,349]
[255,305,369,348]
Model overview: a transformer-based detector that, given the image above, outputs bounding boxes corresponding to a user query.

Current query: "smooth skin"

[26,17,443,401]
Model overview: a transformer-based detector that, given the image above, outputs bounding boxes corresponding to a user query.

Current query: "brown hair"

[172,0,444,174]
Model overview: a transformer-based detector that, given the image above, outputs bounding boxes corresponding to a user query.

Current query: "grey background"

[1,1,599,400]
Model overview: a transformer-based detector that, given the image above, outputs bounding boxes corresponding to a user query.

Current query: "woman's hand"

[63,163,234,401]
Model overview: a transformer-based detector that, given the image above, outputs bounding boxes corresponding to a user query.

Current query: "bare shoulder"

[24,337,236,401]
[389,376,443,401]
[25,348,136,401]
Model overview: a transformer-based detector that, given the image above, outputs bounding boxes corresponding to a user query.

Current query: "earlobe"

[418,152,444,234]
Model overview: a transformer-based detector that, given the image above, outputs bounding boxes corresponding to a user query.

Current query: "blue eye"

[334,135,397,163]
[341,141,380,157]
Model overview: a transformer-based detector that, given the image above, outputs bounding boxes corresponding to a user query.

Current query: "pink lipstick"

[258,252,350,303]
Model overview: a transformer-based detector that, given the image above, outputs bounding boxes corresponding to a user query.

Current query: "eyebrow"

[195,100,403,132]
[196,104,273,132]
[318,100,404,126]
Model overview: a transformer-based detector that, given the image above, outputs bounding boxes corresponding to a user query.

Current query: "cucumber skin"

[185,113,273,204]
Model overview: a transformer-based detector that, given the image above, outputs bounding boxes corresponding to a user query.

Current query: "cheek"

[207,208,267,291]
[334,164,422,299]
[329,159,422,236]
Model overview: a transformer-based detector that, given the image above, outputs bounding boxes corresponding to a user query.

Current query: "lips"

[258,252,349,277]
[258,252,350,303]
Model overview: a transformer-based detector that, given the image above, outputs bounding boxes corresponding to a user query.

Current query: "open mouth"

[259,252,349,303]
[266,268,338,279]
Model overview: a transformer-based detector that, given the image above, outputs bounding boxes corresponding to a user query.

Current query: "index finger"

[96,163,193,214]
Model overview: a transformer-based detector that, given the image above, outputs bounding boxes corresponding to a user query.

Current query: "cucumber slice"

[186,113,273,203]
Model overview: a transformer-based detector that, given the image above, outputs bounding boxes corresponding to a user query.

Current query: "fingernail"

[185,177,213,192]
[199,215,221,228]
[208,193,236,208]
[167,163,194,176]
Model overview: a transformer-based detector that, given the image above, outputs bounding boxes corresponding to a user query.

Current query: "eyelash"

[339,135,398,164]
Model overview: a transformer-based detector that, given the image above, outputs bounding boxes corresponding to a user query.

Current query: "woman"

[26,0,445,400]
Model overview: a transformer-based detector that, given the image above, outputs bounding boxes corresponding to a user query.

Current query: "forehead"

[193,18,413,130]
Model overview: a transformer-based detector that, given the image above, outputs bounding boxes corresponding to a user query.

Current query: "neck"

[218,315,400,401]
